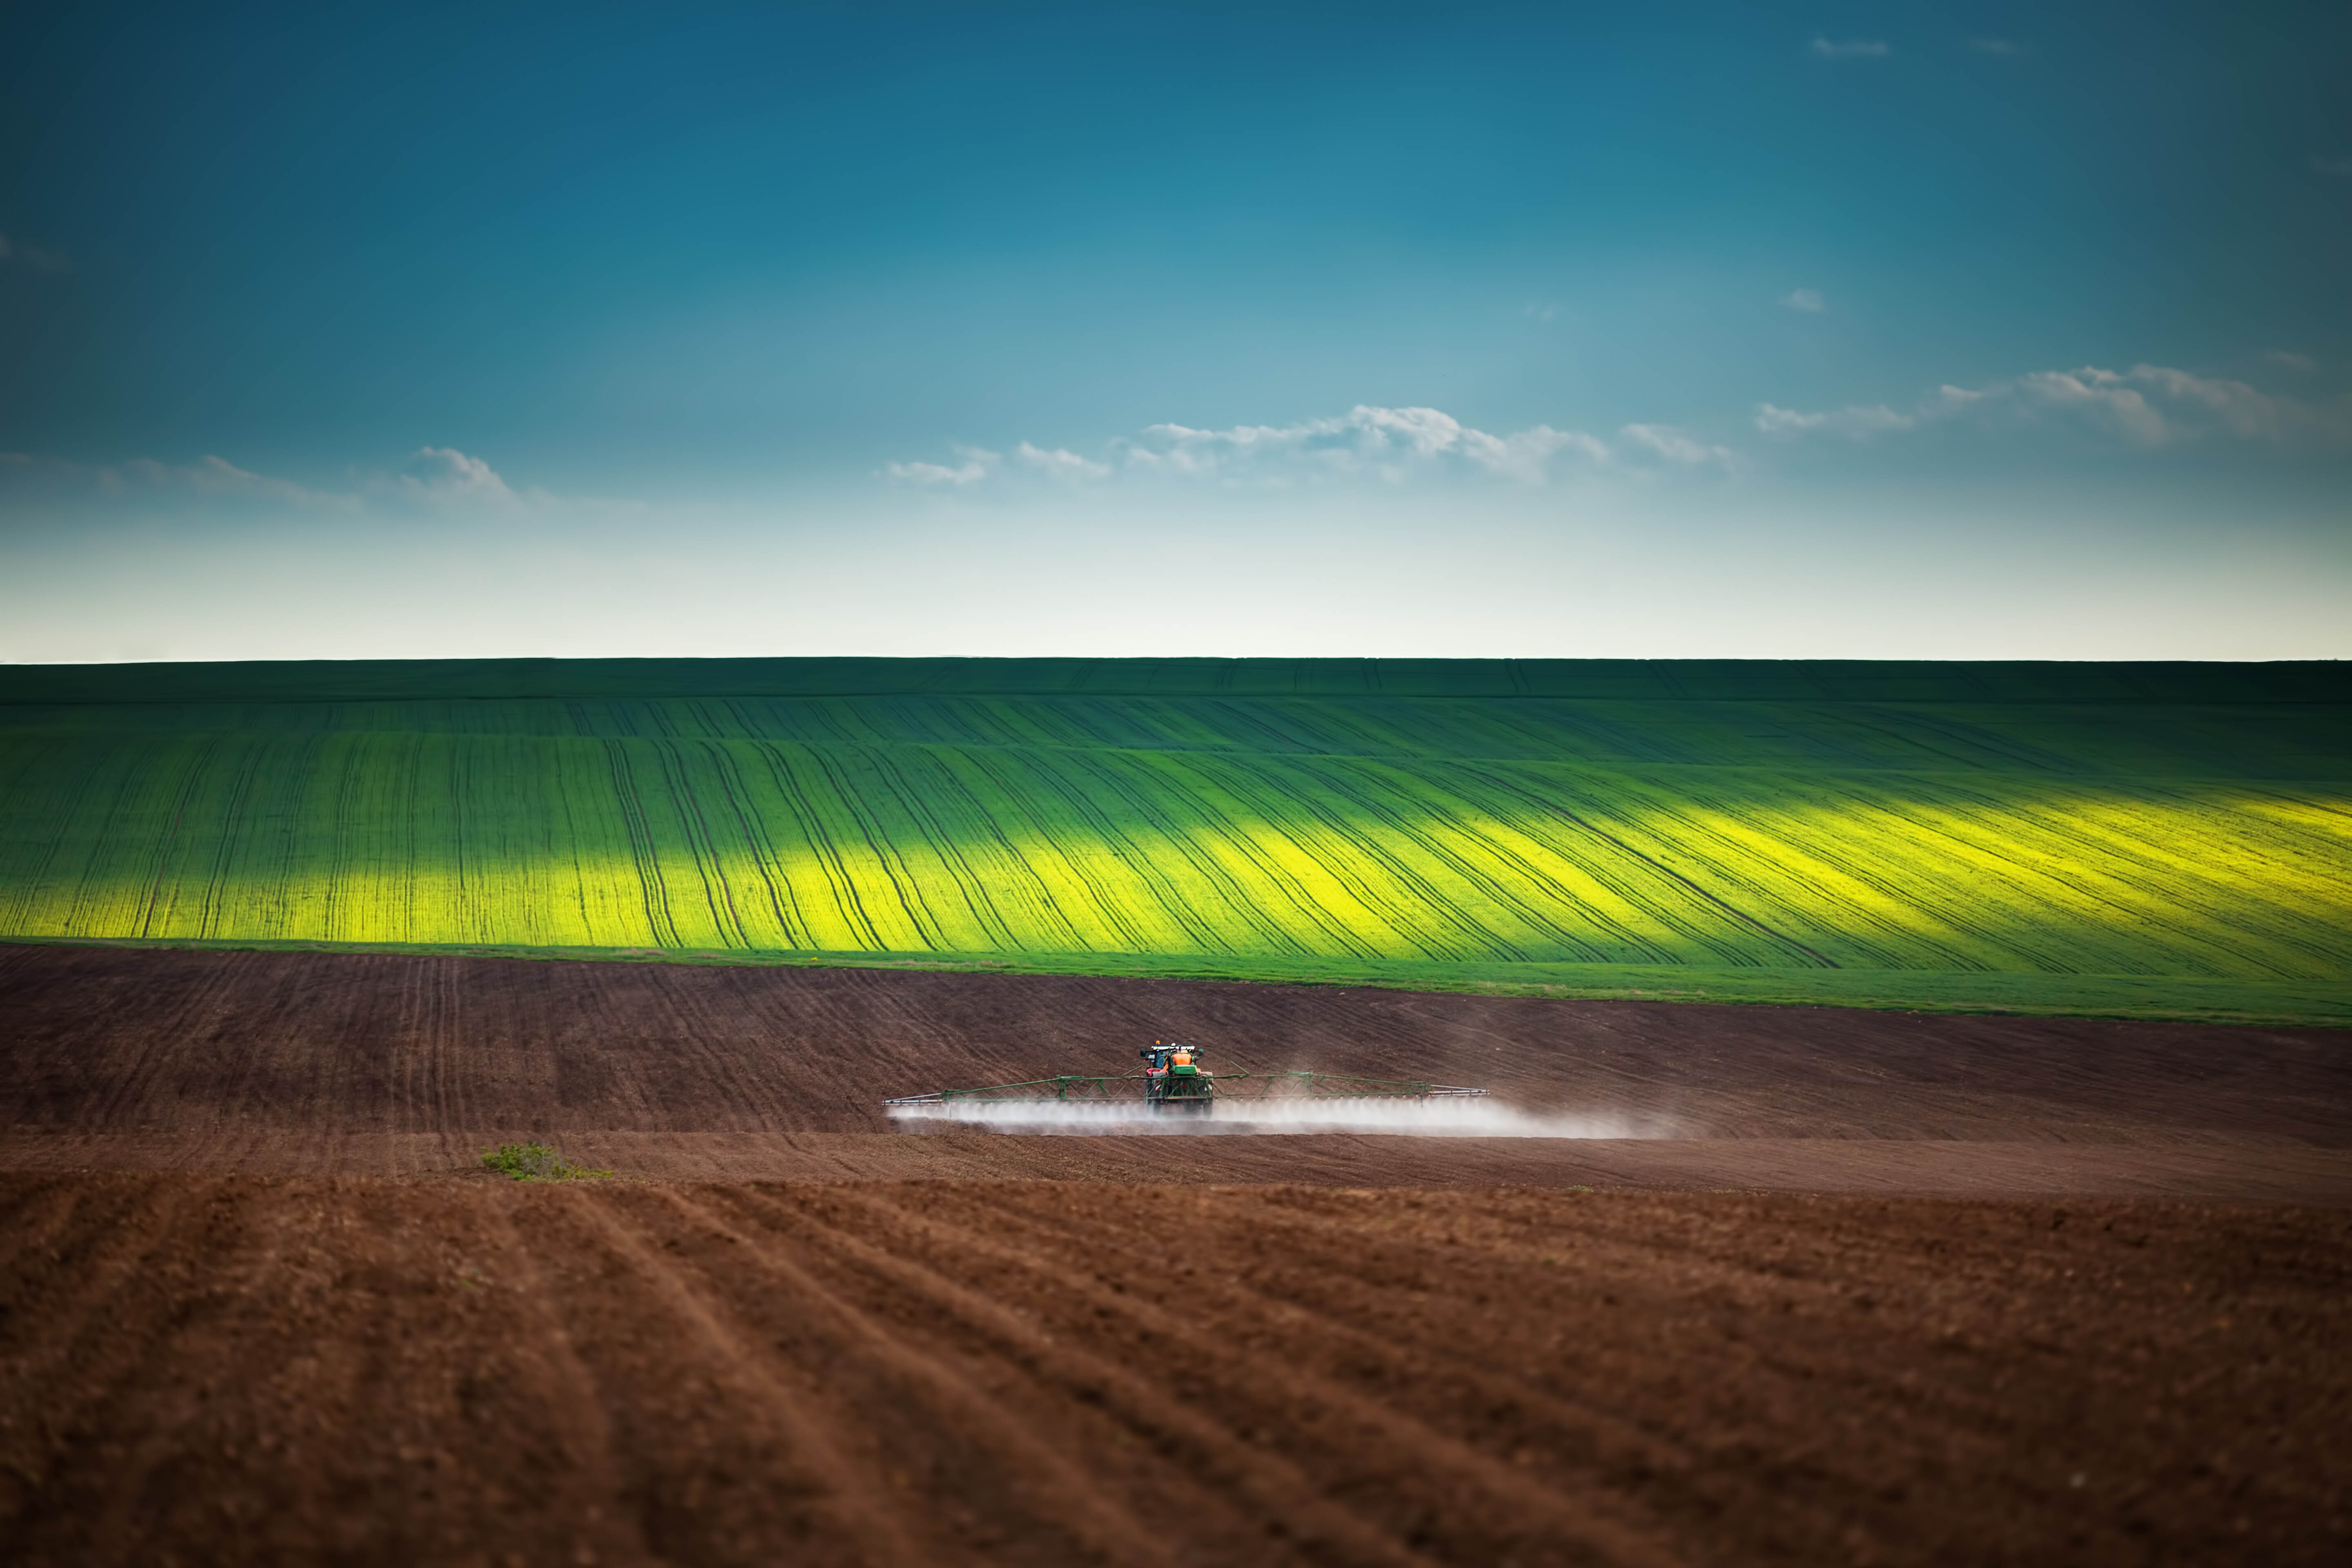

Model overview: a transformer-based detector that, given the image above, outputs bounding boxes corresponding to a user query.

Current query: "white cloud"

[888,446,998,486]
[0,232,69,272]
[119,454,356,507]
[27,453,361,509]
[889,405,1630,490]
[1124,405,1616,483]
[388,446,527,505]
[2263,350,2319,375]
[0,444,596,514]
[1524,301,1560,323]
[1758,363,2352,450]
[2015,369,2171,445]
[1127,406,1479,482]
[1810,37,1890,59]
[1013,442,1111,481]
[355,445,597,511]
[2120,365,2352,443]
[1617,423,1737,468]
[1461,424,1612,481]
[1969,37,2025,56]
[2312,154,2352,178]
[1755,402,1914,439]
[1779,288,1826,314]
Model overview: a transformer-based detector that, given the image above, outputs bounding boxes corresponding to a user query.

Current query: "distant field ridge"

[3,655,2345,706]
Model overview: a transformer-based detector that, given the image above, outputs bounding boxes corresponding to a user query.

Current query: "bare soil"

[6,1174,2348,1567]
[3,945,2348,1195]
[2,944,2349,1564]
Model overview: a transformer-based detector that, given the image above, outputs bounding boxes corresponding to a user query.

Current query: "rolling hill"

[2,657,2345,1022]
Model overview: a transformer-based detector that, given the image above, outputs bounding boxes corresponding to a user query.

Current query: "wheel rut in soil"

[4,1173,2349,1566]
[4,943,2350,1198]
[4,944,2352,1562]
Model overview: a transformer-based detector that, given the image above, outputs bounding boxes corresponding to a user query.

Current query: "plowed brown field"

[3,944,2350,1564]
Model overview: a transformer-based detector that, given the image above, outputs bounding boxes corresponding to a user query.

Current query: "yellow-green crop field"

[2,657,2347,1022]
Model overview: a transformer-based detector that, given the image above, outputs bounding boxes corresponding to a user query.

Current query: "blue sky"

[2,0,2348,662]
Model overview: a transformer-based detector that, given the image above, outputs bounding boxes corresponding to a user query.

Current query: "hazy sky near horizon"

[3,0,2348,664]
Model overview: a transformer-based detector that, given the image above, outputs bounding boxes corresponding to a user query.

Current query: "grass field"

[2,657,2347,1023]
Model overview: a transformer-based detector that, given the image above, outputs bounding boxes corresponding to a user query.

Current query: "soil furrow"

[626,1183,1185,1568]
[785,1185,1691,1568]
[529,1190,927,1567]
[719,1182,1440,1568]
[2,946,2350,1564]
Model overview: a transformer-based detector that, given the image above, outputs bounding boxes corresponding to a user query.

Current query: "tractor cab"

[1139,1040,1214,1113]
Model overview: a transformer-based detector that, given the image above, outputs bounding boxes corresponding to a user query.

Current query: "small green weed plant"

[480,1142,611,1182]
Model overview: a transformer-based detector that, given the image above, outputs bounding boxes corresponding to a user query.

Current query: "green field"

[2,657,2348,1024]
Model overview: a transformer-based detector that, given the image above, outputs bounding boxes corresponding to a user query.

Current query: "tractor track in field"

[2,942,2351,1561]
[2,1173,2348,1566]
[3,943,2348,1192]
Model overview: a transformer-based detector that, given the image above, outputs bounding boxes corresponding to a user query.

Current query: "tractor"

[882,1040,1483,1119]
[1139,1040,1214,1114]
